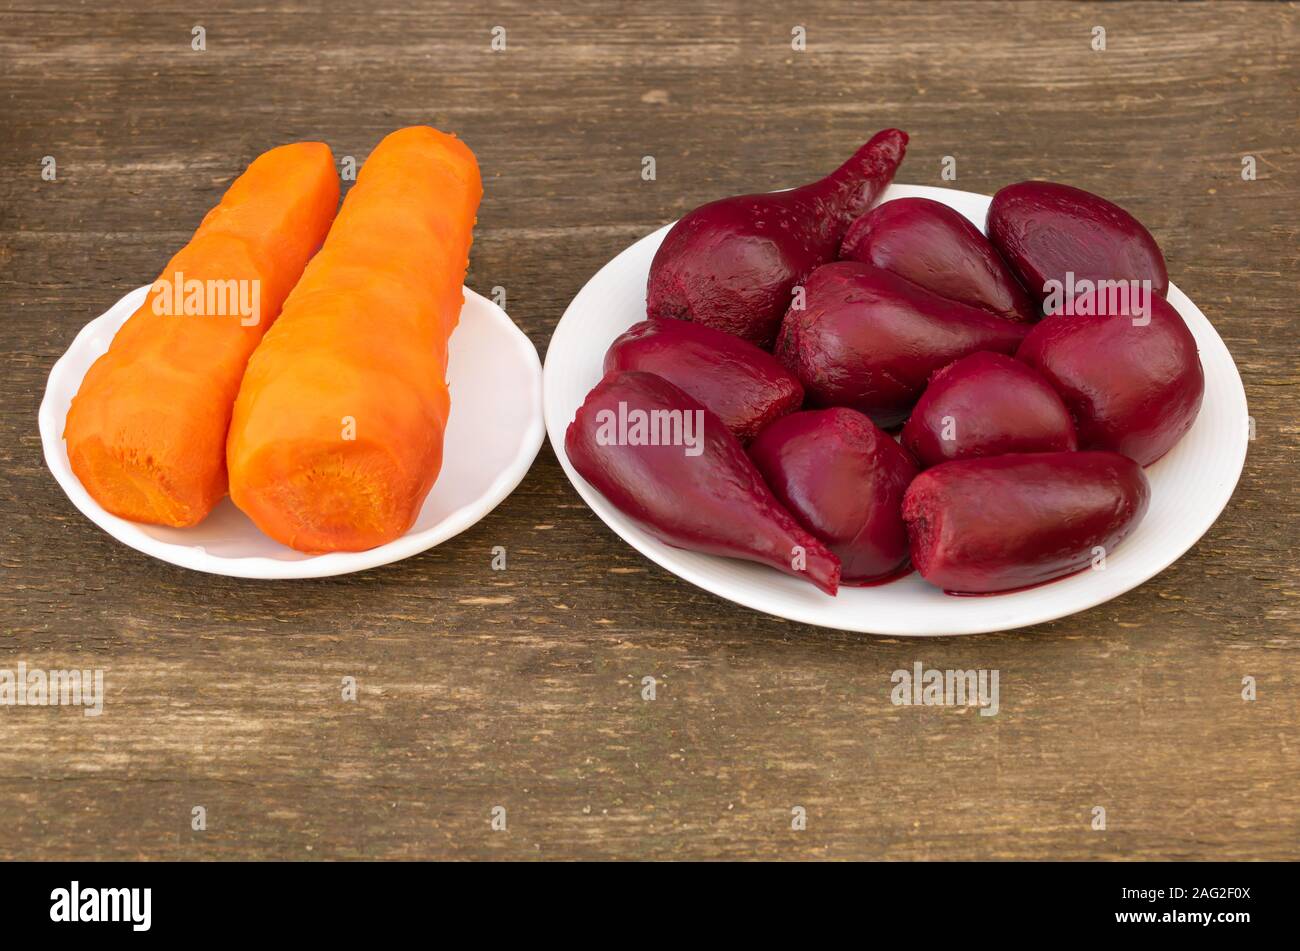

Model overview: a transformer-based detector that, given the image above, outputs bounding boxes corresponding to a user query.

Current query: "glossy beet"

[903,451,1150,594]
[604,319,804,443]
[565,370,841,594]
[840,197,1036,322]
[987,180,1168,310]
[749,408,918,584]
[647,129,908,347]
[901,351,1076,468]
[775,262,1029,428]
[1016,290,1203,466]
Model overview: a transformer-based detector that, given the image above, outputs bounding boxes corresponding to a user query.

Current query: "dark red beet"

[647,129,908,348]
[565,370,841,594]
[603,319,804,443]
[1016,290,1203,466]
[775,262,1029,428]
[840,197,1036,322]
[903,451,1150,594]
[749,408,918,584]
[987,181,1168,310]
[901,351,1076,468]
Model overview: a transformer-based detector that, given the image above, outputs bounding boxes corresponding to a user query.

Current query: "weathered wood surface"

[0,1,1295,860]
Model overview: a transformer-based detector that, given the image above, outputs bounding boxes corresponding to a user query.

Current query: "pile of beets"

[566,129,1204,596]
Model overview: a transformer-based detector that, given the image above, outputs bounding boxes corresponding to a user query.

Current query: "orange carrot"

[226,126,483,552]
[64,142,340,527]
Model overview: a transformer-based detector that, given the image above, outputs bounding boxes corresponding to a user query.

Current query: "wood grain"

[0,0,1295,860]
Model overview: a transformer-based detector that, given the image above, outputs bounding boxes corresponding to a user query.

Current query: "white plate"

[41,285,545,579]
[544,184,1249,636]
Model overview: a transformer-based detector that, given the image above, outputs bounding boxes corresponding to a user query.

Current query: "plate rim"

[543,183,1250,636]
[40,284,546,579]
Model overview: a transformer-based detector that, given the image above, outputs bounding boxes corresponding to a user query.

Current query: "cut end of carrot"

[230,437,443,553]
[67,435,214,528]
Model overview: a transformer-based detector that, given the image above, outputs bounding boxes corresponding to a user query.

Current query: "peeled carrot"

[64,142,340,527]
[226,126,483,552]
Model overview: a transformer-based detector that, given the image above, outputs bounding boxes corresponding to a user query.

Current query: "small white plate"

[544,184,1249,636]
[41,285,545,578]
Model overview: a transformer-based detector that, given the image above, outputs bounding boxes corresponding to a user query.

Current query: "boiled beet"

[775,262,1029,428]
[987,180,1168,310]
[1016,290,1203,466]
[604,319,803,443]
[903,451,1150,594]
[901,351,1076,468]
[749,408,918,584]
[840,197,1036,322]
[647,129,907,347]
[566,370,840,594]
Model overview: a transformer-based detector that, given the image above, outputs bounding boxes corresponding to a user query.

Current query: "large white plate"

[41,285,544,579]
[544,184,1249,636]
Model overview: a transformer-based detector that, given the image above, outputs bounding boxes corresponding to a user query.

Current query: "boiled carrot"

[64,142,340,527]
[226,126,482,552]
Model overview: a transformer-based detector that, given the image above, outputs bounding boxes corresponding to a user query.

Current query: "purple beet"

[903,451,1150,594]
[603,319,804,443]
[775,262,1029,428]
[647,129,908,348]
[749,408,918,584]
[840,197,1037,322]
[1016,289,1203,466]
[987,181,1169,310]
[565,370,841,594]
[901,351,1076,468]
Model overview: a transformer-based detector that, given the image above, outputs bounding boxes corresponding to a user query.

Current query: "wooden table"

[1,1,1295,861]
